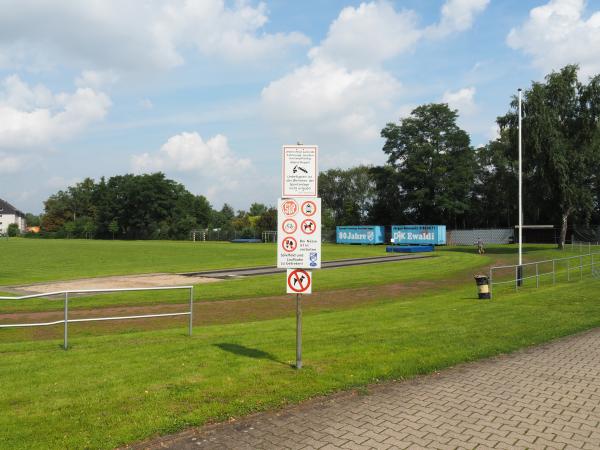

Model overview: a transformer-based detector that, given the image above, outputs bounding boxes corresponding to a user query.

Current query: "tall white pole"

[518,88,523,267]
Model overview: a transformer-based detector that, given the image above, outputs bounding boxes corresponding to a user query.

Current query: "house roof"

[0,198,25,217]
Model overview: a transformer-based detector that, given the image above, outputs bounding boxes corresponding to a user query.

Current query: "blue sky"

[1,0,599,214]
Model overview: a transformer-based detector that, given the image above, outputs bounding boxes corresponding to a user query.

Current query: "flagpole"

[518,88,523,285]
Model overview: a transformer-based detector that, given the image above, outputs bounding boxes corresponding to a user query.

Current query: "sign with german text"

[277,197,321,269]
[282,145,318,197]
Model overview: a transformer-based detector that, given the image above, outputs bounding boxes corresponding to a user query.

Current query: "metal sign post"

[296,293,302,369]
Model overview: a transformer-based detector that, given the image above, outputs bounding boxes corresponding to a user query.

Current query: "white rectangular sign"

[282,145,318,198]
[277,197,321,269]
[286,269,312,294]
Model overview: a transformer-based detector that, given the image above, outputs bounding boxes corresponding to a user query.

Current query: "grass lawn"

[0,248,481,314]
[2,239,593,287]
[1,277,599,449]
[0,239,398,285]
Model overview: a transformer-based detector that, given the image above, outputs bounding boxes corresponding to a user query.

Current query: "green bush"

[7,223,19,237]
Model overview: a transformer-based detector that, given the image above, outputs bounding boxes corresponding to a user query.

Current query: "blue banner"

[391,225,446,245]
[336,226,385,244]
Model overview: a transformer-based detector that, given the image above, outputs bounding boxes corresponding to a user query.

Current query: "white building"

[0,198,26,234]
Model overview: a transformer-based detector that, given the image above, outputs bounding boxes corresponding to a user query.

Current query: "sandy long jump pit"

[12,273,221,294]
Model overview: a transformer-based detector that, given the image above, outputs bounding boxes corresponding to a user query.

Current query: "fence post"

[64,292,69,350]
[189,286,194,337]
[536,263,539,288]
[489,268,493,299]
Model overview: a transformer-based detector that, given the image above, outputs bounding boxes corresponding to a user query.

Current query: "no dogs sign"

[287,269,312,294]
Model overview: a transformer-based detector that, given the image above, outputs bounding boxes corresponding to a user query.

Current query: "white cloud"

[0,0,309,72]
[0,74,111,150]
[75,70,119,90]
[507,0,600,77]
[308,2,421,68]
[442,87,477,115]
[262,60,401,141]
[427,0,490,38]
[131,131,251,178]
[261,1,487,146]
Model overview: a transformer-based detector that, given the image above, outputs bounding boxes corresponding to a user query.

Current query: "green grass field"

[1,238,591,286]
[0,239,395,285]
[2,278,600,449]
[1,239,599,449]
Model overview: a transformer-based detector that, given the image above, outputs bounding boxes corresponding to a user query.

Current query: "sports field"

[1,239,599,449]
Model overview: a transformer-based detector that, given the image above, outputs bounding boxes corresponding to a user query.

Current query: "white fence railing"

[0,286,194,349]
[489,249,600,298]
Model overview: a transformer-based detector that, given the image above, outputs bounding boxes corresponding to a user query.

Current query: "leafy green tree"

[25,213,41,227]
[7,223,19,237]
[256,207,277,233]
[381,103,476,227]
[248,203,268,216]
[63,221,75,238]
[368,165,404,225]
[81,218,96,239]
[497,65,600,247]
[319,166,376,225]
[108,219,119,240]
[470,138,518,228]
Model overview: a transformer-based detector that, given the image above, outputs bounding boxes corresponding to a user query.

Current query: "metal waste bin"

[474,275,491,299]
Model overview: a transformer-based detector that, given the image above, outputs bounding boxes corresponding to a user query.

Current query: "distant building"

[0,198,26,234]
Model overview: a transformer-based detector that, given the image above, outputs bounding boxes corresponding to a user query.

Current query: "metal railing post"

[489,268,493,299]
[64,292,69,350]
[189,286,194,337]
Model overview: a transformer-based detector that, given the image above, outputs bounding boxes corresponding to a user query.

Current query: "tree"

[248,203,268,216]
[381,103,476,227]
[7,223,19,237]
[25,213,41,227]
[108,219,119,240]
[319,166,376,225]
[63,221,75,238]
[497,65,600,248]
[368,165,404,225]
[470,138,518,228]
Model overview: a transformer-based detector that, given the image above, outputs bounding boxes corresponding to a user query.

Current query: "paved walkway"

[136,329,600,449]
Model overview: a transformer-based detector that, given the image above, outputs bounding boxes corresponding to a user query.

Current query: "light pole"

[517,88,523,286]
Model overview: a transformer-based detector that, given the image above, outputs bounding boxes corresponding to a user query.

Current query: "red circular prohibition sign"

[287,269,311,293]
[281,236,297,252]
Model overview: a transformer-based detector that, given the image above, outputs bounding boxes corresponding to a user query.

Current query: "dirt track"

[0,280,437,341]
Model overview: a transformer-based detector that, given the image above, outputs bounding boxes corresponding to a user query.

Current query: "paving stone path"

[136,329,600,449]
